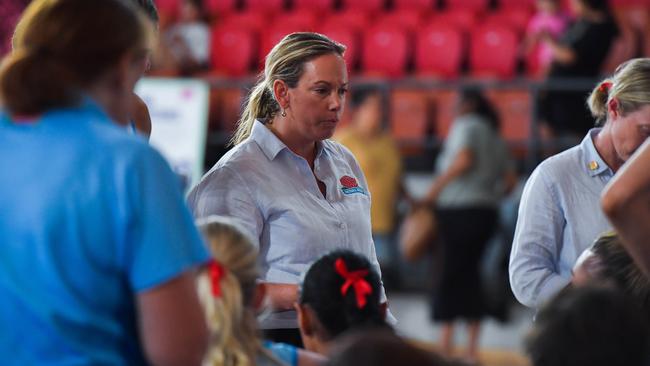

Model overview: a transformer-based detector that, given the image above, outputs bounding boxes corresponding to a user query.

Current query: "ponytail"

[0,49,80,115]
[588,79,611,124]
[230,78,279,146]
[230,32,345,146]
[199,267,261,366]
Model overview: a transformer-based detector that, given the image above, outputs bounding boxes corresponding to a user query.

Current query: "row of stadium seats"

[156,0,649,19]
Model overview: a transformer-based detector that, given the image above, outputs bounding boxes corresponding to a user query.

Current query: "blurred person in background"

[187,32,392,347]
[0,0,209,364]
[336,89,409,286]
[423,88,514,363]
[196,216,326,366]
[538,0,619,141]
[522,0,571,78]
[510,58,650,310]
[163,0,210,75]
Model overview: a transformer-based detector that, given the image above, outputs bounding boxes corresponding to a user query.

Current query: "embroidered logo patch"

[340,175,366,195]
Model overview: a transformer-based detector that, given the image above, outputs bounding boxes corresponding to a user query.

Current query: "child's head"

[296,250,388,353]
[196,216,266,366]
[179,0,204,22]
[573,232,650,312]
[526,286,649,366]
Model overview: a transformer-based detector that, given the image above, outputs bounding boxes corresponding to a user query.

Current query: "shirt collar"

[582,128,611,177]
[250,119,332,161]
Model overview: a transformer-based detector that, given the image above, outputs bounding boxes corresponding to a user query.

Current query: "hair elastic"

[335,258,372,309]
[598,81,613,94]
[208,260,226,298]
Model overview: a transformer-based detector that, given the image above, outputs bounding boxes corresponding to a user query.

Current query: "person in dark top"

[539,0,619,140]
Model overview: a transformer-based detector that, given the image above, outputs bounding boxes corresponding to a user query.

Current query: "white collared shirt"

[188,120,389,328]
[509,129,614,309]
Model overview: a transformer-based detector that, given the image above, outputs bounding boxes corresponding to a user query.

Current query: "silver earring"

[281,109,287,117]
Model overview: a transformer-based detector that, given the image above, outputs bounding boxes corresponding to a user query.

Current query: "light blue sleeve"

[509,166,571,308]
[123,147,209,291]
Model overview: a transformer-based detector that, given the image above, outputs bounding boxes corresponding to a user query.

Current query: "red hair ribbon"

[598,81,613,93]
[335,258,373,309]
[208,260,226,298]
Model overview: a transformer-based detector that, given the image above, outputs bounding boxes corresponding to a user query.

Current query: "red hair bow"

[598,81,613,93]
[208,260,225,297]
[335,258,373,309]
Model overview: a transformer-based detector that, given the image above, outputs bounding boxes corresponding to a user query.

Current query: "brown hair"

[0,0,151,115]
[231,32,345,146]
[588,58,650,125]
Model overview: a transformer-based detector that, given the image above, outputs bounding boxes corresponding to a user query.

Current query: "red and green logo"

[340,175,366,195]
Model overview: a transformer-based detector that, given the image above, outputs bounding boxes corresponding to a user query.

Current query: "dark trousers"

[431,207,498,322]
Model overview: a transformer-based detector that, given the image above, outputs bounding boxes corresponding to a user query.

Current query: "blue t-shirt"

[0,100,209,365]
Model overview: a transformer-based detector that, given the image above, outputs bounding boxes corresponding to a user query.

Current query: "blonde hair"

[588,58,650,124]
[231,32,346,146]
[196,216,283,366]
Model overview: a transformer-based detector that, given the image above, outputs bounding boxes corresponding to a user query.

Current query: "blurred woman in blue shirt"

[0,0,209,364]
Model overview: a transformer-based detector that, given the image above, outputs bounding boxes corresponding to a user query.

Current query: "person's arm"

[602,139,650,275]
[265,283,300,311]
[297,348,327,366]
[424,148,473,203]
[509,168,570,308]
[543,33,577,65]
[132,93,152,138]
[137,271,208,366]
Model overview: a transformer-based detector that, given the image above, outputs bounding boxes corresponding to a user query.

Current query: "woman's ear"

[608,98,620,121]
[253,282,267,311]
[272,79,290,110]
[295,302,314,336]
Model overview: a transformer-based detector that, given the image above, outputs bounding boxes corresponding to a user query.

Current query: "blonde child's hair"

[196,216,283,366]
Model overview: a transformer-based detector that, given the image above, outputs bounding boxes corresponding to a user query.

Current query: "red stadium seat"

[469,24,519,79]
[324,10,371,32]
[445,0,489,12]
[243,0,284,14]
[485,89,531,142]
[393,0,437,13]
[283,9,319,30]
[293,0,336,11]
[390,90,430,154]
[341,0,386,14]
[220,11,266,32]
[210,25,256,77]
[415,23,464,78]
[482,7,532,35]
[429,90,458,138]
[361,25,409,77]
[430,9,478,32]
[204,0,237,17]
[496,0,535,9]
[260,20,317,66]
[318,24,359,68]
[375,9,425,32]
[154,0,180,27]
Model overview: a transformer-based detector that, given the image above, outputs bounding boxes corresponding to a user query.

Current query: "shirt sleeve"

[187,165,264,248]
[124,148,209,292]
[509,166,571,308]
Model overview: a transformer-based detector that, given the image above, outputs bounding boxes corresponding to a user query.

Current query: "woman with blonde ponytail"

[510,58,650,309]
[188,32,392,346]
[196,216,326,366]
